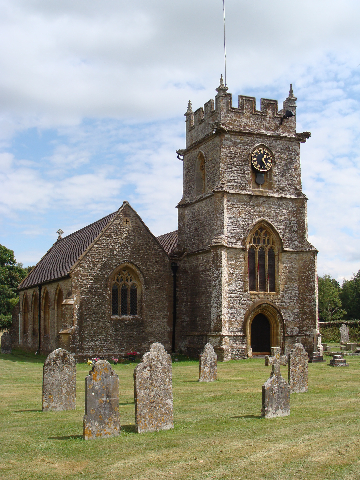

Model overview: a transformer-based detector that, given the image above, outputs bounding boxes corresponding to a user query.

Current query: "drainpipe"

[36,285,42,355]
[171,262,178,353]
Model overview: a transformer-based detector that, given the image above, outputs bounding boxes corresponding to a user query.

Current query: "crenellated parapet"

[185,77,300,149]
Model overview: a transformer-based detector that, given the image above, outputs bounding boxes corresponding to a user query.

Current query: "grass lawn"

[1,351,360,480]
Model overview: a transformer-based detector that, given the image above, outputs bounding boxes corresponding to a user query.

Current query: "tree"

[0,245,30,329]
[341,270,360,320]
[318,274,346,322]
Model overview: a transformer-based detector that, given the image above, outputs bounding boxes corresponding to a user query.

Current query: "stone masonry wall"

[14,278,73,354]
[70,203,173,360]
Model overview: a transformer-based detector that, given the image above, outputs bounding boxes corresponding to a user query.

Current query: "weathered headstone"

[262,347,290,418]
[311,331,324,362]
[340,324,350,344]
[42,348,76,411]
[288,343,308,393]
[346,342,358,352]
[199,343,217,382]
[134,342,173,433]
[83,360,120,440]
[1,331,12,354]
[329,353,349,367]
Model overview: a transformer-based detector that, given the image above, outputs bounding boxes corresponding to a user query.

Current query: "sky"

[0,0,359,283]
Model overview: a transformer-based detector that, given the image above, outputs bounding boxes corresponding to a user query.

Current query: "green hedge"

[320,322,360,343]
[0,314,12,331]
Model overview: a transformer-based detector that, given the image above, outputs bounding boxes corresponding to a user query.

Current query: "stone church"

[12,78,318,361]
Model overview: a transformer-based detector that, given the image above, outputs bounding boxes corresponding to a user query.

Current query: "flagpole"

[223,0,227,87]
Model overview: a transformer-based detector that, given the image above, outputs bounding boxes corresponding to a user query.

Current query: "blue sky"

[0,0,360,282]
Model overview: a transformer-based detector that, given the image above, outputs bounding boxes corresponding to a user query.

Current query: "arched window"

[247,226,277,292]
[32,292,39,335]
[23,295,29,335]
[43,290,50,335]
[111,267,140,316]
[195,151,206,195]
[55,287,63,333]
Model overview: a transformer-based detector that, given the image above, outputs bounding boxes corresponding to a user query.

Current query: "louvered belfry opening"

[248,226,276,292]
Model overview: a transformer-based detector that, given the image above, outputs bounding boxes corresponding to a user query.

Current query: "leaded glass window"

[247,226,277,292]
[111,268,140,316]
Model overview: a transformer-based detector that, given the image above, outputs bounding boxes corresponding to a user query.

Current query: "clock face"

[251,146,273,172]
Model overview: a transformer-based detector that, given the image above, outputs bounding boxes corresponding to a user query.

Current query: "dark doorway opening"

[251,313,271,354]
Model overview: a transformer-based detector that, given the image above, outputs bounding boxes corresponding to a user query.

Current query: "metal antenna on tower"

[223,0,227,86]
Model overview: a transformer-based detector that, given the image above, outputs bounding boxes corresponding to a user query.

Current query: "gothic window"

[23,295,29,335]
[247,226,277,292]
[43,290,50,335]
[111,267,140,316]
[55,287,63,333]
[32,292,39,335]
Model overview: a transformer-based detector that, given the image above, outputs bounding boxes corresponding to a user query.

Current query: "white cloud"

[0,0,360,281]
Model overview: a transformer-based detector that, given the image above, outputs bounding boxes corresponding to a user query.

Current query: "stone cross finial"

[57,229,64,240]
[265,347,287,376]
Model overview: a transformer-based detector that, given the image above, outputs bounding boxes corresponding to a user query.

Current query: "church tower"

[175,77,317,360]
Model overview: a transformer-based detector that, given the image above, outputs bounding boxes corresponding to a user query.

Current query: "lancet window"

[111,268,140,316]
[23,295,29,335]
[248,226,277,292]
[32,292,39,335]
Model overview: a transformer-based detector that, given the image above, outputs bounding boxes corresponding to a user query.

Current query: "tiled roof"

[19,208,179,290]
[156,230,178,255]
[19,211,117,289]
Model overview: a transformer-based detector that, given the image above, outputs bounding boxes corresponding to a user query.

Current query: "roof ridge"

[57,210,118,241]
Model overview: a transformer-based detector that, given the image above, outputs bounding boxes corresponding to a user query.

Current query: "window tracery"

[111,268,140,316]
[248,226,277,292]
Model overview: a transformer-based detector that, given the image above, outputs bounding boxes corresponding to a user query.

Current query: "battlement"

[185,77,298,148]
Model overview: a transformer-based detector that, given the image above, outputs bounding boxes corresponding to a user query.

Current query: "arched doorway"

[244,303,284,356]
[251,313,271,354]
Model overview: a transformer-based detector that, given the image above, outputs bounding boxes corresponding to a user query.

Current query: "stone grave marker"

[83,360,120,440]
[199,343,217,382]
[329,353,349,367]
[42,348,76,411]
[134,342,173,433]
[1,331,12,354]
[340,324,350,344]
[311,331,324,362]
[261,347,290,418]
[288,343,308,393]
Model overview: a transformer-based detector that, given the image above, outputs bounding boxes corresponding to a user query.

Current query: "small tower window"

[247,226,278,293]
[195,151,206,195]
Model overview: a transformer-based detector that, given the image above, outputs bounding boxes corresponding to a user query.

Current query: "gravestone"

[199,343,217,382]
[262,347,290,418]
[134,342,173,433]
[345,342,358,352]
[311,331,324,362]
[1,331,12,354]
[42,348,76,411]
[329,353,349,367]
[340,324,350,344]
[83,360,120,440]
[288,343,308,393]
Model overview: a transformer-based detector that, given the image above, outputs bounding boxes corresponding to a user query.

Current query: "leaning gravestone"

[288,343,308,393]
[199,343,217,382]
[340,324,350,344]
[134,343,173,433]
[262,347,290,418]
[42,348,76,411]
[1,331,12,354]
[83,360,120,440]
